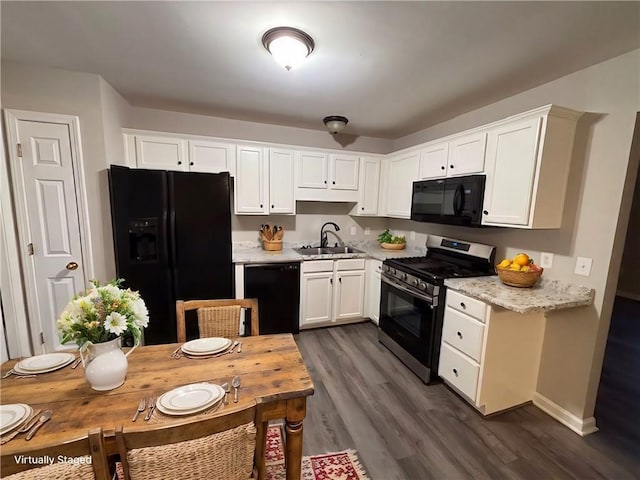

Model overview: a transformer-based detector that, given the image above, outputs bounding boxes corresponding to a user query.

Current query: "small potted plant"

[377,229,407,250]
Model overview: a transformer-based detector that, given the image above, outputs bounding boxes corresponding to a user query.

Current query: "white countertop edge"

[232,245,424,264]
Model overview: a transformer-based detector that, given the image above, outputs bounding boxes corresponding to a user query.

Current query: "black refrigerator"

[108,165,234,345]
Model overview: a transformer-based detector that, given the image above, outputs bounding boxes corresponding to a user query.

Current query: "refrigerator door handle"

[162,209,170,264]
[169,209,178,265]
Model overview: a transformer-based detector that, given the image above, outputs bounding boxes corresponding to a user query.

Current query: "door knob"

[66,262,79,271]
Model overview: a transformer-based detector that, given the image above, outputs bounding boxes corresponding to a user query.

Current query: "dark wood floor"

[295,322,639,479]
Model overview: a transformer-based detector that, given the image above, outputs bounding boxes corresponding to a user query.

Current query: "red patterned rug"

[266,425,370,480]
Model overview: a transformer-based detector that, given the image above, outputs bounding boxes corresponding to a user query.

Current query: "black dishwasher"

[244,263,300,334]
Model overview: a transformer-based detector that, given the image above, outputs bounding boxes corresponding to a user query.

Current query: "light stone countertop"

[444,276,595,314]
[232,242,424,264]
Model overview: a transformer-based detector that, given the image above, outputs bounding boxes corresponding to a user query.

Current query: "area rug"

[266,425,370,480]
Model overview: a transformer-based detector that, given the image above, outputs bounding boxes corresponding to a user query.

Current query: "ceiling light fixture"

[262,26,315,71]
[323,115,349,135]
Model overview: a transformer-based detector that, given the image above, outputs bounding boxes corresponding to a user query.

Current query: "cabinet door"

[300,272,334,327]
[482,117,541,226]
[298,151,328,189]
[135,135,187,171]
[334,270,365,320]
[365,260,382,324]
[188,140,235,175]
[448,132,486,176]
[419,141,448,179]
[269,148,295,214]
[385,151,420,218]
[234,146,268,214]
[330,154,359,190]
[356,157,381,215]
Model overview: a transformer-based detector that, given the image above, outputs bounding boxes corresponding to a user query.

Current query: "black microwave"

[410,175,486,226]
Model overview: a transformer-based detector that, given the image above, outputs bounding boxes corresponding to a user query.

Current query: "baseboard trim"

[533,393,599,436]
[616,290,640,301]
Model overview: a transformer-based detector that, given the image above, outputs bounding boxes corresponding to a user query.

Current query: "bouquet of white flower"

[57,279,148,349]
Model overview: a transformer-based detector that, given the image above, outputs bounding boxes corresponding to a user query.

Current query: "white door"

[297,151,328,189]
[334,270,365,320]
[134,134,187,171]
[329,154,359,190]
[448,131,487,177]
[269,148,295,214]
[300,272,333,327]
[356,157,381,215]
[234,146,268,214]
[6,114,88,352]
[419,141,449,179]
[188,140,235,175]
[385,151,420,218]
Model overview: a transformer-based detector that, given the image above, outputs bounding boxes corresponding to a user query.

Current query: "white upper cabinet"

[128,133,235,174]
[352,157,381,216]
[329,154,359,190]
[269,148,295,214]
[382,151,420,218]
[134,134,188,171]
[296,151,359,202]
[234,146,268,215]
[418,132,486,180]
[482,106,581,228]
[188,139,236,175]
[297,151,328,189]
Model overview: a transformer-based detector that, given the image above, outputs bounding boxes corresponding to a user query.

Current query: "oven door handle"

[381,276,436,305]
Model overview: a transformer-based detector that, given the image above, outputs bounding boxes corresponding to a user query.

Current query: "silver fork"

[170,346,182,359]
[144,396,156,421]
[0,409,42,445]
[132,398,146,422]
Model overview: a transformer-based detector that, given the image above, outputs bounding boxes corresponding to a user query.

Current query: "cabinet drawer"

[302,260,334,273]
[439,343,480,401]
[446,290,486,323]
[442,307,485,362]
[336,258,365,271]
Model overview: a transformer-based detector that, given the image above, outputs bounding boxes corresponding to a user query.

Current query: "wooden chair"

[1,428,110,480]
[115,405,258,480]
[176,298,260,343]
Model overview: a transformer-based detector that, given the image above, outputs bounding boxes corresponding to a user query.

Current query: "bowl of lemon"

[496,253,543,288]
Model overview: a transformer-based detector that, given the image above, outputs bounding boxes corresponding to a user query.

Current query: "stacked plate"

[180,337,231,357]
[13,352,76,375]
[0,404,33,436]
[156,383,225,416]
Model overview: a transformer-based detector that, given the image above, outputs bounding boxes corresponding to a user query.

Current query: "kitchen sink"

[294,246,364,256]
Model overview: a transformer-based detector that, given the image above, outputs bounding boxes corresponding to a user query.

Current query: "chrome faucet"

[320,222,340,248]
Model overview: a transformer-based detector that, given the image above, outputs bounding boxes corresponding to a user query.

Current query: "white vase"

[80,337,138,391]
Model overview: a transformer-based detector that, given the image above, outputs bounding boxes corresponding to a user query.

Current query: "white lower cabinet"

[364,259,382,324]
[300,259,365,329]
[439,289,546,415]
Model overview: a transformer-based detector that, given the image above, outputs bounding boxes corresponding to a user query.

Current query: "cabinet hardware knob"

[177,161,182,165]
[189,162,194,166]
[361,207,364,210]
[441,166,445,170]
[483,210,488,215]
[324,180,327,184]
[330,278,333,284]
[450,164,454,169]
[460,302,466,308]
[271,204,274,208]
[457,331,463,338]
[339,277,342,283]
[260,204,263,208]
[332,181,336,185]
[453,368,458,376]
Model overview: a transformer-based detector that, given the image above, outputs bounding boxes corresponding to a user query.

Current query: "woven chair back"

[197,305,242,338]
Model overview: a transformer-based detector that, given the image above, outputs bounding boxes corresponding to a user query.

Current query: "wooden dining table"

[1,333,314,480]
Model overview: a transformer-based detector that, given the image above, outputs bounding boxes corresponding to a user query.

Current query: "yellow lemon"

[498,259,511,268]
[513,253,531,267]
[521,265,530,272]
[509,263,522,271]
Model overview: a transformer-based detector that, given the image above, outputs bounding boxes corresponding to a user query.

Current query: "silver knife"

[25,410,52,441]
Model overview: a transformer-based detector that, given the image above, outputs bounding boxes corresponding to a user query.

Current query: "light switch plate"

[539,252,554,269]
[350,226,357,236]
[574,257,592,276]
[364,227,371,236]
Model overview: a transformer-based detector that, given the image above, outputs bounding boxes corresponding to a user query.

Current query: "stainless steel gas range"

[378,235,495,384]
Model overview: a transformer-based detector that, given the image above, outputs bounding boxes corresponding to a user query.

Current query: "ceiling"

[1,1,638,139]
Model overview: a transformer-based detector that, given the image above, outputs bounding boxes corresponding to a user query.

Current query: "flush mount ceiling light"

[323,115,349,135]
[262,26,315,71]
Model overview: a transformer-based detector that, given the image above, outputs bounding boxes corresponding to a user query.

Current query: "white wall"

[391,50,640,421]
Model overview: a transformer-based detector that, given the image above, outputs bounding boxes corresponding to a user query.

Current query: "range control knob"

[401,273,408,281]
[391,268,397,275]
[413,279,419,286]
[418,282,427,290]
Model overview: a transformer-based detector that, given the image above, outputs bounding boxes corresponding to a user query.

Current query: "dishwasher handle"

[244,263,299,270]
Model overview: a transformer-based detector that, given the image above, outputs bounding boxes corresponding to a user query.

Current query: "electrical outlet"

[410,231,416,240]
[350,226,357,236]
[574,257,592,276]
[539,252,554,269]
[364,227,371,236]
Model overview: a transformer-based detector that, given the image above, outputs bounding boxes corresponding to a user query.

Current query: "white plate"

[0,404,32,435]
[156,396,224,416]
[17,353,75,372]
[181,337,231,356]
[14,354,75,375]
[157,383,224,414]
